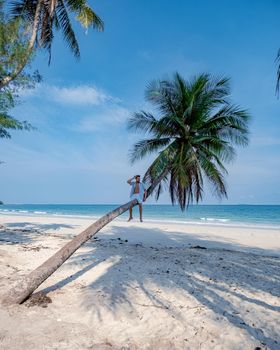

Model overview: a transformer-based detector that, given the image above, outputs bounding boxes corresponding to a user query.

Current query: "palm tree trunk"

[2,168,170,305]
[0,0,42,89]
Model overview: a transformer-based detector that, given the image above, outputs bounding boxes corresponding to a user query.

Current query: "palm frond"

[200,155,227,198]
[65,0,104,30]
[203,104,250,146]
[76,5,104,31]
[145,78,177,116]
[128,137,171,164]
[193,135,236,163]
[56,0,80,58]
[155,182,163,201]
[39,3,54,63]
[143,154,168,184]
[65,0,86,12]
[10,0,36,22]
[127,111,158,134]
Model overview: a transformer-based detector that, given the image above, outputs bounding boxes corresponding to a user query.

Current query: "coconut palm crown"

[128,73,250,210]
[10,0,104,60]
[0,1,103,89]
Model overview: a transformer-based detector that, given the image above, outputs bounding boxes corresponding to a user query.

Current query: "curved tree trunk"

[2,169,169,305]
[0,0,42,89]
[2,199,137,305]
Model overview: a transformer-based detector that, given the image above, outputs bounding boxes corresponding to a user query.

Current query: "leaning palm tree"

[0,0,103,89]
[2,73,250,305]
[128,73,250,209]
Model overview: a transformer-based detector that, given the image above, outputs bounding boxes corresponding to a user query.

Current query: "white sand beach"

[0,213,279,349]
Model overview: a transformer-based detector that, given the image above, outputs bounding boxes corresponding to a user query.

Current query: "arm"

[127,176,135,185]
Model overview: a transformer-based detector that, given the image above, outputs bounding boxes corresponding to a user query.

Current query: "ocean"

[0,204,279,228]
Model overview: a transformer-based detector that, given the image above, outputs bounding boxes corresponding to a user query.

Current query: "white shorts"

[130,193,143,204]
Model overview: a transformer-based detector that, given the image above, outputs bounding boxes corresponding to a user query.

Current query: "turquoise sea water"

[0,204,279,228]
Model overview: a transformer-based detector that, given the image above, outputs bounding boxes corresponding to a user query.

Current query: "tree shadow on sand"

[41,225,280,349]
[4,222,76,231]
[0,222,77,245]
[0,224,37,245]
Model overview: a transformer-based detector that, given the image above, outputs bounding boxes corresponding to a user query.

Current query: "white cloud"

[77,106,131,132]
[20,83,116,106]
[50,85,113,105]
[17,81,133,133]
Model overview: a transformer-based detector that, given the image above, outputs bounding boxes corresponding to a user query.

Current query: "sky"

[1,0,280,205]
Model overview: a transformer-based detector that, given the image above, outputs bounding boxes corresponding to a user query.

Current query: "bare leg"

[139,203,143,222]
[128,206,133,221]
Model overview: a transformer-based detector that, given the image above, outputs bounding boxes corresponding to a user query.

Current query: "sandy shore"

[0,213,279,349]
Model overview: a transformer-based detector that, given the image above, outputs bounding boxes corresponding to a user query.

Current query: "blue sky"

[1,0,280,204]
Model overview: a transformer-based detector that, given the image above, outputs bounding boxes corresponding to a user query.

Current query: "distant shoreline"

[2,203,280,206]
[0,209,279,230]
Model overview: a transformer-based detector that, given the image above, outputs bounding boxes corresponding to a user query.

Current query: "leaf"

[127,73,250,210]
[76,5,104,31]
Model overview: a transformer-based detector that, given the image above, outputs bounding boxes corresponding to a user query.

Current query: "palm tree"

[0,0,104,89]
[2,73,250,305]
[128,73,250,209]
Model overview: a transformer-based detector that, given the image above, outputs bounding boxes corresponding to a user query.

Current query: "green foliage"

[0,1,40,139]
[128,73,251,210]
[0,111,33,139]
[11,0,104,61]
[0,1,37,83]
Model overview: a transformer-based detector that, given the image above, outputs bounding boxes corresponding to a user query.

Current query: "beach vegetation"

[0,1,40,140]
[128,73,251,210]
[0,0,104,89]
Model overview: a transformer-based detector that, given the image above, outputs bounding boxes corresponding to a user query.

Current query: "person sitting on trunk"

[127,175,147,222]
